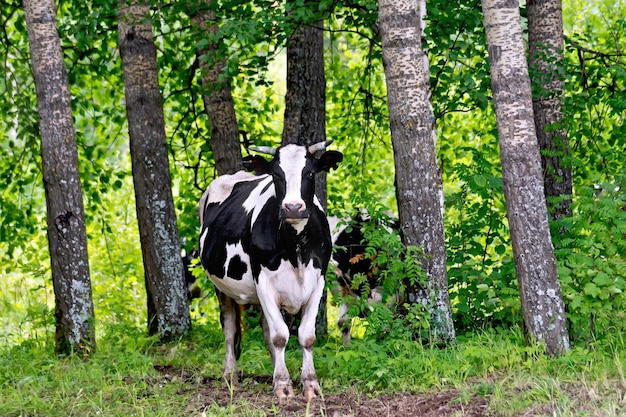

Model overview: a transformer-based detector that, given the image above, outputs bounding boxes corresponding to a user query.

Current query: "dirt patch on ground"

[155,365,491,416]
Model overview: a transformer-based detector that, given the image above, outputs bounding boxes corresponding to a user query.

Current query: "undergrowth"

[1,317,626,416]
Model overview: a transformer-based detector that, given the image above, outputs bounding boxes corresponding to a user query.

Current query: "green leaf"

[593,272,613,287]
[583,282,600,298]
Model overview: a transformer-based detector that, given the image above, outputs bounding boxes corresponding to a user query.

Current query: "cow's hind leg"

[217,290,242,387]
[298,277,324,401]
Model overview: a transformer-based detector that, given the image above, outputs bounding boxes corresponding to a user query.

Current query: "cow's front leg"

[217,290,242,387]
[256,286,294,398]
[298,275,324,401]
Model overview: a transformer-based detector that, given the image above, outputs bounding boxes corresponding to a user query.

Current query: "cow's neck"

[279,220,312,264]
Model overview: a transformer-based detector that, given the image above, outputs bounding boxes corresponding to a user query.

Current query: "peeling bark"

[118,1,191,339]
[24,0,95,356]
[482,0,569,356]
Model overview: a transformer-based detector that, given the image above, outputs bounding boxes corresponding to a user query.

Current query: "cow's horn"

[249,145,276,156]
[308,140,334,154]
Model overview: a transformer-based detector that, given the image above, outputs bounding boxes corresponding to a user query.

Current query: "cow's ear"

[243,155,271,175]
[316,150,343,172]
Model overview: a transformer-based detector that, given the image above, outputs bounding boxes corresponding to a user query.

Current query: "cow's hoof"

[303,379,321,402]
[274,381,295,399]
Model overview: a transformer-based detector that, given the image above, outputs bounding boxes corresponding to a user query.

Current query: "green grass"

[2,260,626,416]
[1,319,626,416]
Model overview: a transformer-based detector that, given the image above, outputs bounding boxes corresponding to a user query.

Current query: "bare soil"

[155,365,491,416]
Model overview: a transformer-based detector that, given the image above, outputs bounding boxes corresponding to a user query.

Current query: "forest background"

[1,0,626,415]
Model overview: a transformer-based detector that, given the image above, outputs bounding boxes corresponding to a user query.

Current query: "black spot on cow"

[227,255,247,280]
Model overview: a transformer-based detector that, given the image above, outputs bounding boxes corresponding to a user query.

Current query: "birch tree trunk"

[528,0,572,219]
[118,1,191,339]
[190,0,243,176]
[24,0,95,356]
[378,0,455,343]
[282,4,328,334]
[481,0,569,356]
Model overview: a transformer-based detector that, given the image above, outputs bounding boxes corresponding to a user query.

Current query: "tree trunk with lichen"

[118,0,191,340]
[527,0,572,220]
[24,0,95,356]
[378,0,455,344]
[482,0,569,356]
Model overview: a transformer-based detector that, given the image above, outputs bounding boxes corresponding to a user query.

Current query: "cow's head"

[244,141,343,224]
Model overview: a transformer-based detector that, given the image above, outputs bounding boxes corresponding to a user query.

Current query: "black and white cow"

[198,141,342,400]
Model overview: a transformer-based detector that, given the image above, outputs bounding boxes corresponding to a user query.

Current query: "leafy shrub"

[329,201,434,342]
[553,181,626,344]
[444,147,520,332]
[558,19,626,343]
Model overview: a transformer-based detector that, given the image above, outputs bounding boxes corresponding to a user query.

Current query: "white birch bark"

[528,0,572,219]
[482,0,570,356]
[378,0,455,343]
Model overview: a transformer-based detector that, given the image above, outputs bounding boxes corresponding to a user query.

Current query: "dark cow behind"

[198,141,342,400]
[181,248,201,301]
[328,211,400,345]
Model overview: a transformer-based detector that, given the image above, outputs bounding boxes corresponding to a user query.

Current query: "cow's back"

[199,172,273,304]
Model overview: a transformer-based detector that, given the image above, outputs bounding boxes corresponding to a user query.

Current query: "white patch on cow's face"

[278,145,308,214]
[242,176,274,226]
[313,196,325,213]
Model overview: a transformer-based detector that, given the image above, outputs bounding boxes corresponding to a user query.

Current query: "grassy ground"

[2,268,625,416]
[2,314,626,416]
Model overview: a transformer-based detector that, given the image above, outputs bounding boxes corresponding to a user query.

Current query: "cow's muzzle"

[281,203,309,221]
